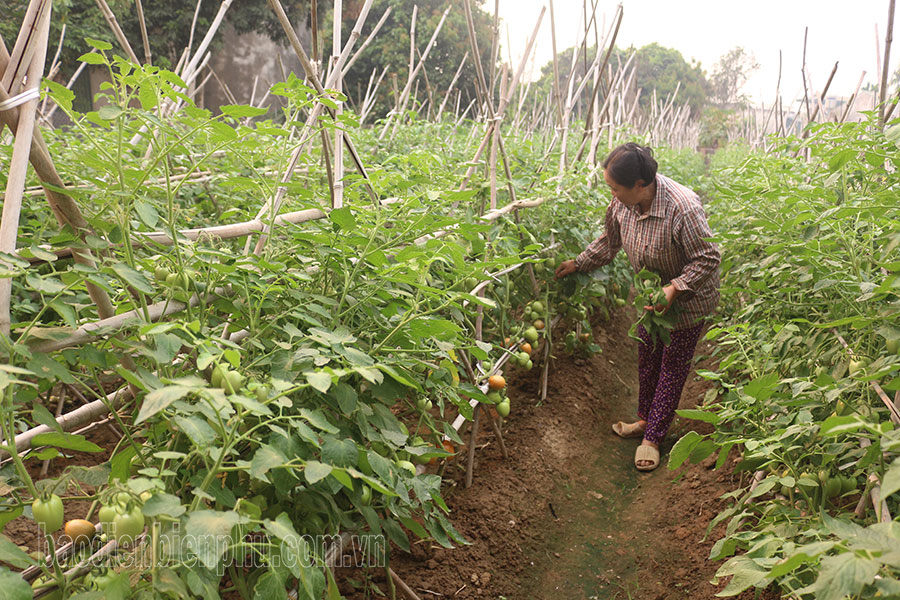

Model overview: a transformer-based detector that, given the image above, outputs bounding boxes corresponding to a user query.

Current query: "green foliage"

[0,0,305,75]
[0,44,636,598]
[709,46,759,106]
[674,116,900,598]
[535,42,710,120]
[328,0,494,120]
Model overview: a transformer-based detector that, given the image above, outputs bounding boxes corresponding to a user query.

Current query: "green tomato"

[840,475,857,494]
[210,364,225,388]
[357,449,373,475]
[486,391,503,403]
[417,398,429,411]
[524,327,539,343]
[396,460,417,476]
[496,400,511,417]
[887,338,900,355]
[98,504,118,532]
[524,359,533,371]
[32,494,64,533]
[90,570,119,590]
[31,577,62,600]
[255,385,269,402]
[360,486,372,506]
[154,267,170,282]
[824,477,842,498]
[111,506,145,545]
[531,301,544,314]
[223,370,243,395]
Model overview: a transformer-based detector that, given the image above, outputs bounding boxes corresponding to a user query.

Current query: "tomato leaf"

[667,431,702,470]
[250,445,288,481]
[304,460,332,484]
[30,432,102,453]
[184,510,240,569]
[136,386,195,424]
[0,535,36,569]
[142,493,186,518]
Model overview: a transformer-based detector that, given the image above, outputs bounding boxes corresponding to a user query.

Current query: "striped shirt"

[574,174,721,329]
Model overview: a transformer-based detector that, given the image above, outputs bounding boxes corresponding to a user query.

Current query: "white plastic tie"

[0,87,40,112]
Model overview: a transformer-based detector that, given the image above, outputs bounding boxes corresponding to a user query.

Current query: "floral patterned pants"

[636,322,705,444]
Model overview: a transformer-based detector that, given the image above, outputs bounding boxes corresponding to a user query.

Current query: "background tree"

[0,0,307,75]
[709,46,759,106]
[535,42,709,120]
[621,43,709,116]
[327,0,494,120]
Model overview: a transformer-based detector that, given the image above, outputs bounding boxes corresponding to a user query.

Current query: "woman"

[555,143,720,471]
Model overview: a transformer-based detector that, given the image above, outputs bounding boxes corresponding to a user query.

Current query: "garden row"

[671,115,900,598]
[0,46,655,599]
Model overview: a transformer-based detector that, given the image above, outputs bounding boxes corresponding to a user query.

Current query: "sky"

[492,0,894,106]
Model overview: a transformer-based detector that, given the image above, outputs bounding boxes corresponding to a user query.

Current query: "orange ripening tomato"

[488,375,506,390]
[504,337,511,348]
[519,342,532,355]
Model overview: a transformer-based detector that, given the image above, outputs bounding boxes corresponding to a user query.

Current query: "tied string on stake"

[0,87,40,112]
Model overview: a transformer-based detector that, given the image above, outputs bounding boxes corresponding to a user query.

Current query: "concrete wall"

[78,23,311,117]
[202,24,309,112]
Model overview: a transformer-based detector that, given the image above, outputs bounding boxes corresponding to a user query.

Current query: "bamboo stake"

[464,403,481,488]
[266,0,375,202]
[2,0,47,94]
[0,0,50,336]
[93,0,140,65]
[186,0,204,61]
[389,568,423,600]
[437,52,468,121]
[42,22,65,90]
[844,71,868,122]
[379,6,451,140]
[8,386,134,455]
[0,53,120,331]
[548,0,564,126]
[134,0,151,63]
[880,0,897,125]
[808,61,839,123]
[456,6,544,193]
[332,0,344,209]
[341,6,392,77]
[801,27,811,122]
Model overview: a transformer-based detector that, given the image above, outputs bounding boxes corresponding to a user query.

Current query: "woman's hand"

[555,260,577,279]
[643,284,680,313]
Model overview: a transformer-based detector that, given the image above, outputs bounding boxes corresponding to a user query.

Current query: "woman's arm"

[670,206,721,293]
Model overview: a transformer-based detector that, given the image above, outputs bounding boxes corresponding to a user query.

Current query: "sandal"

[634,445,660,471]
[612,421,645,439]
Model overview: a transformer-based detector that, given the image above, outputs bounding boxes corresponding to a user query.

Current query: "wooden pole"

[465,403,481,488]
[341,6,392,77]
[881,0,897,125]
[93,0,141,64]
[332,0,344,209]
[134,0,151,63]
[0,0,51,336]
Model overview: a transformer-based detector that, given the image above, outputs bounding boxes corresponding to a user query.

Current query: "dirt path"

[340,307,773,599]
